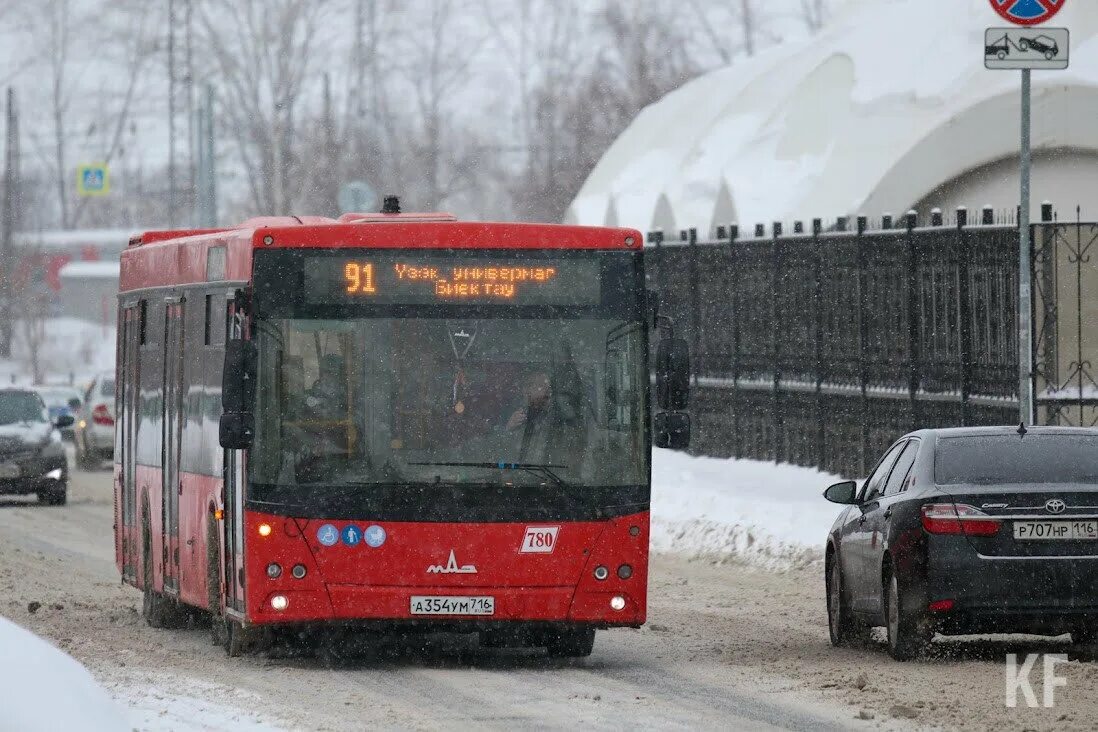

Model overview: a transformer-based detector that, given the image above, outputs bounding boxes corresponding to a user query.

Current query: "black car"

[824,426,1098,660]
[986,37,1010,60]
[0,388,73,505]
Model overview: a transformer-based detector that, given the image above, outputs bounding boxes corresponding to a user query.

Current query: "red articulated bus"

[114,201,691,657]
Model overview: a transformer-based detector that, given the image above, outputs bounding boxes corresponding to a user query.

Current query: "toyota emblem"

[1045,499,1067,514]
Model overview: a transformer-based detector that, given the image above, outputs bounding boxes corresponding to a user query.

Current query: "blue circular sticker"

[364,524,387,548]
[316,523,339,547]
[341,524,362,547]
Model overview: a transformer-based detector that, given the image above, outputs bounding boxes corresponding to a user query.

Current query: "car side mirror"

[67,398,81,411]
[656,337,690,410]
[54,414,75,429]
[219,412,254,450]
[823,480,858,505]
[655,411,691,450]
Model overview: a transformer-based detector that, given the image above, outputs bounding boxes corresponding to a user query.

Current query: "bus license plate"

[1014,520,1098,540]
[410,595,495,616]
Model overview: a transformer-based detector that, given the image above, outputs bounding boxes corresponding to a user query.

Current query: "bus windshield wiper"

[408,461,568,486]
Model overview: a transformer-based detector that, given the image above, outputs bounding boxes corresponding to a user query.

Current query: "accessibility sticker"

[364,524,387,548]
[341,525,362,547]
[317,523,339,547]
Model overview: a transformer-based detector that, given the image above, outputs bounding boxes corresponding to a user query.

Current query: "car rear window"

[100,379,115,397]
[936,435,1098,485]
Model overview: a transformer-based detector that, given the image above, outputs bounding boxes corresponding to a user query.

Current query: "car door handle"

[858,514,867,525]
[884,508,893,519]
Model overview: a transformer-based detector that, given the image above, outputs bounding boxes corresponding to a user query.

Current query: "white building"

[566,0,1098,235]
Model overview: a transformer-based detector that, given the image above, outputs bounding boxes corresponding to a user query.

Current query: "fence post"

[772,222,784,463]
[728,223,741,458]
[856,214,869,475]
[688,227,700,385]
[907,210,920,431]
[812,218,826,471]
[957,208,973,425]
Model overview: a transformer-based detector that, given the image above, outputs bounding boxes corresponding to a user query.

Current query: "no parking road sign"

[989,0,1065,27]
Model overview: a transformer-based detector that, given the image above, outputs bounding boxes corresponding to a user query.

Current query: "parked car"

[1020,35,1059,59]
[0,388,72,505]
[823,426,1098,660]
[31,385,83,441]
[74,371,115,469]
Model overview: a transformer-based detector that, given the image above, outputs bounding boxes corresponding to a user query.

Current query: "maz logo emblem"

[1045,499,1067,515]
[427,549,477,574]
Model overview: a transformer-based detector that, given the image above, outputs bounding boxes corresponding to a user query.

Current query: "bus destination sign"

[303,254,601,305]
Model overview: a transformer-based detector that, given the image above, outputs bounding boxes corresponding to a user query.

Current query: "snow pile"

[104,673,288,732]
[0,616,128,732]
[651,449,848,570]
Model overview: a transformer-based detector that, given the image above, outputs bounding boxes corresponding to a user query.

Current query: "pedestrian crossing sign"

[76,163,110,196]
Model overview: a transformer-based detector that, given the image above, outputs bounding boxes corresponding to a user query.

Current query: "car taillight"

[921,503,1001,537]
[92,404,114,426]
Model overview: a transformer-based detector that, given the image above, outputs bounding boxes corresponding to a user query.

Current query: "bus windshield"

[251,317,647,490]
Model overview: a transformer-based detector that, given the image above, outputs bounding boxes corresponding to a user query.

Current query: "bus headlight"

[610,596,626,611]
[266,563,282,579]
[258,523,272,537]
[271,595,288,611]
[291,564,307,579]
[593,565,609,581]
[617,564,633,580]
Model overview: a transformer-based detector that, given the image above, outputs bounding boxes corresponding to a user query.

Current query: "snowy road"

[3,463,1098,731]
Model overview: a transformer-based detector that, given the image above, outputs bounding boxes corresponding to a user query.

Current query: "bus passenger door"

[223,302,246,614]
[120,305,141,580]
[162,299,184,594]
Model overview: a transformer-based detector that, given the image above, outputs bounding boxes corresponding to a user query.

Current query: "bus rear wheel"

[545,627,596,658]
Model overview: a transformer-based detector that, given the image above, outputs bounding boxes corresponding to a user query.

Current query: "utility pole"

[1,88,19,358]
[167,0,178,227]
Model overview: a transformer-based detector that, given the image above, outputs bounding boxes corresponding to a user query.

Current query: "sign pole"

[1019,68,1033,425]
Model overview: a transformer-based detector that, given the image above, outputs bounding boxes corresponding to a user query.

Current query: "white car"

[74,372,115,468]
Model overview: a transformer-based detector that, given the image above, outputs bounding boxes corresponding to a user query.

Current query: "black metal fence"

[648,208,1034,478]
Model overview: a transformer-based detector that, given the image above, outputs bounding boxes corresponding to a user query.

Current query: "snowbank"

[0,616,128,732]
[651,449,848,570]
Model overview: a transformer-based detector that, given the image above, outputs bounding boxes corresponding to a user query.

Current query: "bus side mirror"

[219,412,254,450]
[656,337,690,410]
[221,339,256,449]
[222,339,256,414]
[654,412,690,450]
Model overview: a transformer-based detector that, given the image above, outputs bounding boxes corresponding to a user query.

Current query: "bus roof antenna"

[381,195,401,214]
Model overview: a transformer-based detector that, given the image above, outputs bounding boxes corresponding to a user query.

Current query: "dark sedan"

[824,426,1098,660]
[0,389,73,505]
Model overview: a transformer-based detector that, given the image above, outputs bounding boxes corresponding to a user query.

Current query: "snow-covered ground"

[0,616,129,732]
[651,448,847,570]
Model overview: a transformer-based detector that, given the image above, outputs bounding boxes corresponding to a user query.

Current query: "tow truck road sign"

[985,27,1069,69]
[989,0,1065,27]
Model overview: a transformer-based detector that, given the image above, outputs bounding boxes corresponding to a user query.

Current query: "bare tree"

[197,0,329,214]
[800,0,828,33]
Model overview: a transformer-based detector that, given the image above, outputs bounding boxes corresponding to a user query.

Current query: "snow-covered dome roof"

[566,0,1098,234]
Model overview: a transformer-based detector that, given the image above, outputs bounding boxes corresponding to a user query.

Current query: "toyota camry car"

[0,388,73,505]
[824,426,1098,660]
